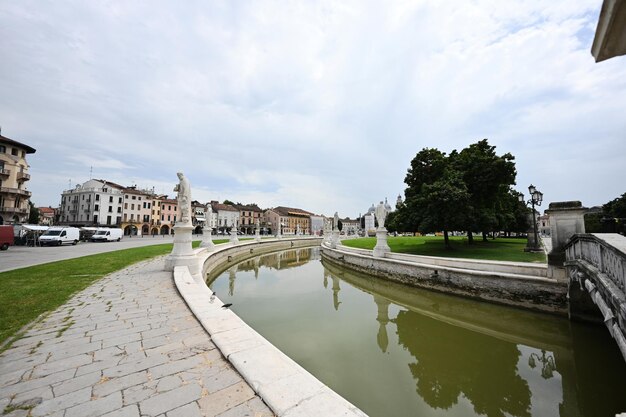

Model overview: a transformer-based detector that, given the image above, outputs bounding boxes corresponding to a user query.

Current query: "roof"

[235,203,263,212]
[94,179,126,190]
[0,134,36,154]
[212,202,239,212]
[271,206,314,217]
[38,207,56,214]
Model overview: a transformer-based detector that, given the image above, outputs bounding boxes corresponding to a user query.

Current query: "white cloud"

[1,0,624,215]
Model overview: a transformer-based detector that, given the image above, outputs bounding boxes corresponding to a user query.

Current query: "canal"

[207,247,626,417]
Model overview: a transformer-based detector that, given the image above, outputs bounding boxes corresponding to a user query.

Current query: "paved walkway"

[0,257,274,417]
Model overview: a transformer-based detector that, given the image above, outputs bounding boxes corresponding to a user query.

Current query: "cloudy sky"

[1,0,624,216]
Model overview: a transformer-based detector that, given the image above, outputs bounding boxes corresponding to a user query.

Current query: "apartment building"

[59,179,124,226]
[211,201,239,233]
[159,198,178,234]
[120,187,153,236]
[265,206,312,235]
[0,134,35,224]
[235,203,263,234]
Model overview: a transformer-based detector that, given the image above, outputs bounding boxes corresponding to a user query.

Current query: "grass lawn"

[0,239,229,350]
[342,236,546,263]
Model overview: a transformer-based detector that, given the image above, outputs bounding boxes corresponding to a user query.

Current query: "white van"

[91,228,123,242]
[39,227,80,246]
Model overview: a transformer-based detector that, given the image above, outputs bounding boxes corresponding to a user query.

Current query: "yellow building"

[0,134,36,224]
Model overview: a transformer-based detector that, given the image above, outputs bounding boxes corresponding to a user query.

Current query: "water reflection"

[208,248,626,417]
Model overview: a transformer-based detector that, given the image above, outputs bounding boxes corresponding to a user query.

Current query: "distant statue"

[174,172,192,226]
[375,201,387,229]
[334,212,339,231]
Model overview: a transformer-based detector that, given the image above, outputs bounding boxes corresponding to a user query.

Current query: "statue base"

[230,231,239,245]
[331,230,340,249]
[165,224,200,275]
[255,231,261,242]
[199,227,215,251]
[373,228,391,258]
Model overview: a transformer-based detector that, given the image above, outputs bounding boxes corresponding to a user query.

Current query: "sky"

[1,0,625,217]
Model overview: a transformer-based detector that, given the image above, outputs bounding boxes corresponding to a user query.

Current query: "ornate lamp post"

[519,184,543,252]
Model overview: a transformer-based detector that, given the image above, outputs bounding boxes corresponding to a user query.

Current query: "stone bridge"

[565,233,626,362]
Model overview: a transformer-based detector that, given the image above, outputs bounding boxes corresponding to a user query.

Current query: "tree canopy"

[394,139,526,246]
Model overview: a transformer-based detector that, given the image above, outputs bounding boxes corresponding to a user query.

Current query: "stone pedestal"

[165,224,199,275]
[199,226,215,251]
[545,201,586,281]
[330,230,340,249]
[255,229,261,242]
[373,228,391,258]
[230,229,239,245]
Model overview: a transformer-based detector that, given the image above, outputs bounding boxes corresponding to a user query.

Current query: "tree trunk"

[482,231,488,242]
[467,231,474,245]
[444,230,450,248]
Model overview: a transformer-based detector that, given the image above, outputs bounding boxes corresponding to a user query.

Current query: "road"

[0,235,194,273]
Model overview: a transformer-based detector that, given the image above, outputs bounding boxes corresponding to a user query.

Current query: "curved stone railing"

[565,233,626,362]
[322,241,567,315]
[173,238,368,417]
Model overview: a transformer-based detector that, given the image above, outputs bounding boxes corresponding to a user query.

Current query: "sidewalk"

[0,257,273,417]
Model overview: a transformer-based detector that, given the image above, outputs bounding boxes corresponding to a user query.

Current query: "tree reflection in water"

[395,310,532,417]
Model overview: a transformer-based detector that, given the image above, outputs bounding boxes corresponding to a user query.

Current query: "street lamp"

[519,184,543,252]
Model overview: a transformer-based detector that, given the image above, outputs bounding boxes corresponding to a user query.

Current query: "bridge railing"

[566,233,626,292]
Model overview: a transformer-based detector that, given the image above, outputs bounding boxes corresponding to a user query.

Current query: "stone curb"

[173,238,368,417]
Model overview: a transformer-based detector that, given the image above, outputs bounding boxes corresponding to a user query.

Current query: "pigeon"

[222,303,233,309]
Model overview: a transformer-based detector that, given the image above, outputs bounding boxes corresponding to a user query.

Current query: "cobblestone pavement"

[0,258,274,417]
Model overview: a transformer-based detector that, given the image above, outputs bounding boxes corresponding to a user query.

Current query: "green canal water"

[207,247,626,417]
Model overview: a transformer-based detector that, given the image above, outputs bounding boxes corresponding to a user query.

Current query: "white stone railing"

[566,233,626,292]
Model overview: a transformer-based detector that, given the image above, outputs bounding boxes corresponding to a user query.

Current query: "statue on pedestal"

[174,172,192,226]
[374,201,387,229]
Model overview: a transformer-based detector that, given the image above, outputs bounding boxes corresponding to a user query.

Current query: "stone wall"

[321,243,568,315]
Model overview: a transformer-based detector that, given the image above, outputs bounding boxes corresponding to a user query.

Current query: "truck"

[90,228,123,242]
[39,227,80,246]
[0,225,14,250]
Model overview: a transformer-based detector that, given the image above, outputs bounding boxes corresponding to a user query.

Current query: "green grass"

[0,239,230,349]
[342,236,546,263]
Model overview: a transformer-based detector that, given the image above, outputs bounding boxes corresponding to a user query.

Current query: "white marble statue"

[375,201,387,229]
[333,212,339,231]
[174,172,192,226]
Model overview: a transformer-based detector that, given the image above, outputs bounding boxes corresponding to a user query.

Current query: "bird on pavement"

[222,303,233,309]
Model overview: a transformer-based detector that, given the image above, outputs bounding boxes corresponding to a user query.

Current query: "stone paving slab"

[0,258,274,417]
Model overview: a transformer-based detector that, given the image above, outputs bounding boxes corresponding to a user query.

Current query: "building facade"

[0,134,35,225]
[265,206,312,235]
[211,201,239,233]
[120,187,153,236]
[159,198,178,235]
[236,204,263,234]
[59,179,124,227]
[310,215,325,235]
[38,207,56,226]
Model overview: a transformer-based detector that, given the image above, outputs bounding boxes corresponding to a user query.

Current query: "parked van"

[0,225,14,250]
[39,227,80,246]
[91,228,123,242]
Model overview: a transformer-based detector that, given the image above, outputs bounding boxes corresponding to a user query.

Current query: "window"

[11,148,18,156]
[109,196,113,203]
[132,196,136,200]
[96,194,100,201]
[168,215,171,221]
[117,207,122,213]
[0,145,5,153]
[82,195,84,200]
[21,151,25,158]
[107,216,112,225]
[131,214,134,220]
[108,206,113,213]
[139,197,142,201]
[161,215,164,220]
[94,215,98,223]
[174,215,176,222]
[124,214,128,221]
[95,204,99,211]
[119,197,122,204]
[124,203,128,209]
[131,204,135,210]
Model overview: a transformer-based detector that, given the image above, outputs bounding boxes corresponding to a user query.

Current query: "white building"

[211,201,239,232]
[59,179,125,226]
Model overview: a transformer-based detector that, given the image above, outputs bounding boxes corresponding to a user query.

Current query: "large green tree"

[28,201,40,224]
[454,139,516,243]
[395,139,520,246]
